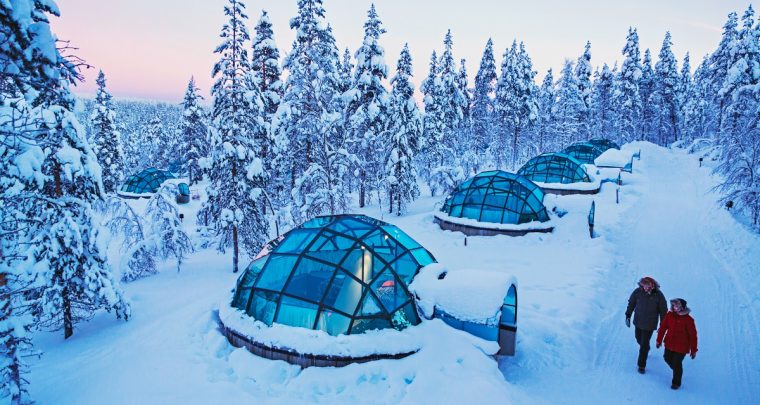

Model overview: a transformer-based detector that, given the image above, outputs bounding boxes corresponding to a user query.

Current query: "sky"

[51,0,754,103]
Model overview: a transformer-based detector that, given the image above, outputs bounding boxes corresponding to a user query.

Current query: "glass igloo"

[561,142,606,164]
[439,171,550,228]
[517,153,591,184]
[118,168,175,198]
[230,214,436,336]
[587,138,621,152]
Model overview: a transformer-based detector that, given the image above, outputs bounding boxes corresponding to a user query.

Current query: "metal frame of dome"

[561,142,606,164]
[229,214,436,339]
[587,138,621,151]
[117,168,175,198]
[436,171,552,236]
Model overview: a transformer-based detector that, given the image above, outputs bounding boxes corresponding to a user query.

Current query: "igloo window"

[517,153,591,184]
[118,168,175,196]
[561,142,606,165]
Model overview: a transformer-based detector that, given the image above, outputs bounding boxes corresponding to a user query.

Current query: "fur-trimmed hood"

[638,276,661,290]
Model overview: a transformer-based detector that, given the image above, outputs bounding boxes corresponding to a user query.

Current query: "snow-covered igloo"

[587,138,620,152]
[517,152,600,195]
[434,170,554,236]
[220,214,437,367]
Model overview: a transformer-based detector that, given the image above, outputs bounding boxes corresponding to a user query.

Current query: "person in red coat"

[656,298,698,390]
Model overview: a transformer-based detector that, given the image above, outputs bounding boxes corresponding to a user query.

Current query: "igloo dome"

[230,214,436,336]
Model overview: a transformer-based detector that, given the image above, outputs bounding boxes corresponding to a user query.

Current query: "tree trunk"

[359,170,366,208]
[511,127,520,169]
[63,286,73,339]
[233,225,239,274]
[388,190,393,214]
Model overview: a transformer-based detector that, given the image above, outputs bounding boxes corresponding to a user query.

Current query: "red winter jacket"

[656,310,698,355]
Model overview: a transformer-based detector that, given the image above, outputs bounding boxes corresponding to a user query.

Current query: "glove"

[690,352,696,359]
[625,317,631,328]
[656,342,661,349]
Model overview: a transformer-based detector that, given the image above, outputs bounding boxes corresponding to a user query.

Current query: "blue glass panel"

[450,205,463,217]
[480,208,503,223]
[350,317,392,334]
[410,248,434,266]
[462,206,481,220]
[371,271,407,312]
[463,321,499,341]
[274,229,318,254]
[340,249,375,284]
[322,270,363,315]
[357,292,383,316]
[301,216,333,229]
[381,226,421,250]
[387,252,419,284]
[254,254,299,291]
[500,305,516,326]
[283,257,334,303]
[248,290,278,325]
[391,302,420,330]
[275,296,318,329]
[315,309,351,335]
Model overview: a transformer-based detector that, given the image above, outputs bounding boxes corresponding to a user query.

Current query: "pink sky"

[52,0,751,103]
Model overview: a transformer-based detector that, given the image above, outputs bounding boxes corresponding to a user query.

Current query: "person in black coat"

[625,276,667,373]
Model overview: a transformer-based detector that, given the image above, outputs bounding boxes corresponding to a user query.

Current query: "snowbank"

[410,263,517,323]
[595,148,633,168]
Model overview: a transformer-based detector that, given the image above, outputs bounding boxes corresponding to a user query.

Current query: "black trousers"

[664,349,687,386]
[634,327,655,368]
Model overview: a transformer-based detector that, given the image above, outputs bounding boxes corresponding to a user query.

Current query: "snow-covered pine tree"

[676,52,692,141]
[419,50,446,194]
[90,70,124,193]
[590,64,615,138]
[714,5,760,226]
[554,59,586,146]
[612,27,643,143]
[345,4,391,208]
[653,32,680,145]
[495,41,539,168]
[144,115,166,169]
[145,187,194,271]
[575,41,593,140]
[199,0,269,273]
[471,38,497,170]
[387,44,421,215]
[252,10,283,121]
[180,77,209,185]
[104,197,158,281]
[425,30,467,195]
[709,12,739,136]
[639,49,657,142]
[271,0,344,223]
[456,57,480,175]
[682,56,712,142]
[537,68,556,152]
[338,47,354,94]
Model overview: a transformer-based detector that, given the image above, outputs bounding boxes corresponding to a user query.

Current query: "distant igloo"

[435,170,553,236]
[117,168,175,198]
[561,142,606,165]
[587,138,621,152]
[517,152,600,195]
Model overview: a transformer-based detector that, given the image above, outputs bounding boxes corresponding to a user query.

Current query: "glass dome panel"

[561,143,606,165]
[517,153,591,184]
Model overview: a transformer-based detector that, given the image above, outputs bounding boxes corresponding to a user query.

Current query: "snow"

[411,263,517,323]
[595,148,634,168]
[27,143,760,404]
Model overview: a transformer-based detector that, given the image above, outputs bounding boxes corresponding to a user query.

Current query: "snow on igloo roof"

[517,152,591,184]
[231,214,437,336]
[440,170,550,225]
[118,167,175,196]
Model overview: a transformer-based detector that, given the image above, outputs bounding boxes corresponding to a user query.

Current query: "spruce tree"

[709,12,739,136]
[613,27,643,143]
[420,50,446,195]
[575,41,593,139]
[252,10,283,121]
[345,4,391,208]
[537,68,556,152]
[639,49,657,142]
[199,0,269,273]
[90,70,124,193]
[554,60,585,146]
[653,32,680,145]
[271,0,343,222]
[471,39,497,169]
[180,77,209,185]
[387,44,421,215]
[676,52,692,140]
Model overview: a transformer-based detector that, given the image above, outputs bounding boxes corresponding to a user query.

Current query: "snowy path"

[516,145,760,403]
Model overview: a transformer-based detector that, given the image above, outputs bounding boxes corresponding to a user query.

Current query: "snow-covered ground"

[28,143,760,404]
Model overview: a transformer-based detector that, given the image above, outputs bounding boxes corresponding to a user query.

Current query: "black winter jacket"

[626,287,667,331]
